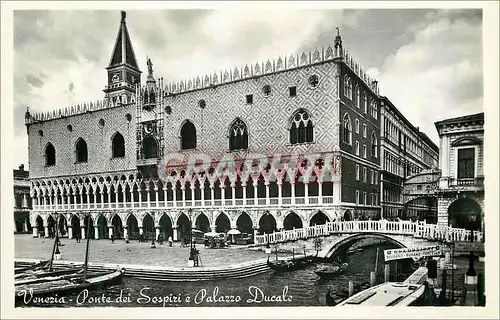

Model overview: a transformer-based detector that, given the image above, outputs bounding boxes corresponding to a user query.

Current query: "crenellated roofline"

[25,31,382,125]
[159,44,380,97]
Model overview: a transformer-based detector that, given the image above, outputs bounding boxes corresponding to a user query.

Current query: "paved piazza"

[14,234,268,268]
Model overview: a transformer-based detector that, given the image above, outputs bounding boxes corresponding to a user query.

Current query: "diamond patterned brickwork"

[161,61,340,161]
[28,104,137,179]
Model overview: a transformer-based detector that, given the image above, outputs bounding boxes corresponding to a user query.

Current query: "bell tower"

[103,11,141,102]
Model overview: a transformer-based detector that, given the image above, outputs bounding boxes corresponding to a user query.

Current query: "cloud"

[12,9,483,168]
[376,9,483,144]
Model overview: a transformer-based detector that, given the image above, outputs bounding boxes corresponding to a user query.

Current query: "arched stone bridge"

[254,220,483,259]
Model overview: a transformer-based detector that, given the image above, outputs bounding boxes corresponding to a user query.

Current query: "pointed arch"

[75,138,88,163]
[229,118,249,151]
[45,142,56,166]
[289,108,313,145]
[142,136,158,159]
[111,132,125,158]
[180,120,197,150]
[342,113,352,145]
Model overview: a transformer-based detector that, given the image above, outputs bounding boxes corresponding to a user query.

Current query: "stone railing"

[254,220,483,245]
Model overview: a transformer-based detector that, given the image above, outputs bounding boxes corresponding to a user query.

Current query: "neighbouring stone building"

[24,11,438,241]
[434,112,484,232]
[379,97,439,222]
[14,164,32,233]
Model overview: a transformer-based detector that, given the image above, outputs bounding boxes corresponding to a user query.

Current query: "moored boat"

[267,255,313,272]
[15,268,125,300]
[314,262,349,278]
[14,260,49,275]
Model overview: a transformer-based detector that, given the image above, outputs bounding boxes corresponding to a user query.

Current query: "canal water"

[17,243,415,308]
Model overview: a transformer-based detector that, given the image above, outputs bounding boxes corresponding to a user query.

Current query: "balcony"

[32,196,336,212]
[442,177,484,192]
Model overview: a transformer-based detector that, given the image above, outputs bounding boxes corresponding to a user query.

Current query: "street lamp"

[265,211,271,254]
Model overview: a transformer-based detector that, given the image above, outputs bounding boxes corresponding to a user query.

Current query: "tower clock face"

[111,73,121,83]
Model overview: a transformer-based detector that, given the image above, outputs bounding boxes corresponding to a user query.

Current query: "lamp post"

[187,208,195,267]
[265,211,271,254]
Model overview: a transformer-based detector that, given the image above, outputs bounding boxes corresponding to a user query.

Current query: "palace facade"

[25,11,437,242]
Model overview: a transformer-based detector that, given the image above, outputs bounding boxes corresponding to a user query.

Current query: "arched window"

[180,120,196,150]
[112,132,125,158]
[229,118,248,151]
[356,85,360,108]
[75,138,88,163]
[344,76,352,99]
[371,133,378,158]
[45,143,56,166]
[143,136,158,159]
[342,114,352,145]
[289,109,313,145]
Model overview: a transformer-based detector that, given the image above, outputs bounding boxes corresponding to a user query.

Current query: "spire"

[108,11,139,69]
[334,27,342,49]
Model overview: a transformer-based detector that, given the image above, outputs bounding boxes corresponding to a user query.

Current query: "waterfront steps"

[15,258,270,282]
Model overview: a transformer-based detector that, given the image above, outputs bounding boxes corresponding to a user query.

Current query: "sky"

[12,7,484,169]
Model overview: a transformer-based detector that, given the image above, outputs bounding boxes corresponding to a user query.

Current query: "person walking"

[110,233,115,244]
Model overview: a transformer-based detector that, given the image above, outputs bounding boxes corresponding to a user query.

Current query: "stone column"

[254,185,258,202]
[172,186,177,204]
[201,185,205,203]
[78,192,83,205]
[122,189,127,205]
[231,185,236,204]
[242,184,247,204]
[68,226,73,239]
[94,226,99,239]
[173,227,178,241]
[156,225,160,240]
[33,227,38,238]
[108,226,114,238]
[154,188,159,207]
[72,192,76,205]
[304,183,309,202]
[191,187,195,203]
[146,188,151,208]
[265,182,270,205]
[210,187,215,206]
[318,181,323,204]
[180,186,186,205]
[81,225,86,240]
[163,188,168,205]
[138,189,143,205]
[44,223,49,238]
[220,184,225,203]
[139,226,143,235]
[123,227,128,240]
[115,191,119,206]
[291,183,296,204]
[277,182,282,205]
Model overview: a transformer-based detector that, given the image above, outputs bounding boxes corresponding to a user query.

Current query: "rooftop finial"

[334,27,342,49]
[121,11,126,22]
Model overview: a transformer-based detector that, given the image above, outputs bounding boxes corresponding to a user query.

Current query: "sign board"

[384,245,442,262]
[453,242,484,253]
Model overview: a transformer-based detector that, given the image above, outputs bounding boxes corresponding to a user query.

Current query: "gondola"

[14,260,50,275]
[266,247,314,272]
[15,213,125,302]
[266,256,313,271]
[15,268,125,300]
[314,262,349,278]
